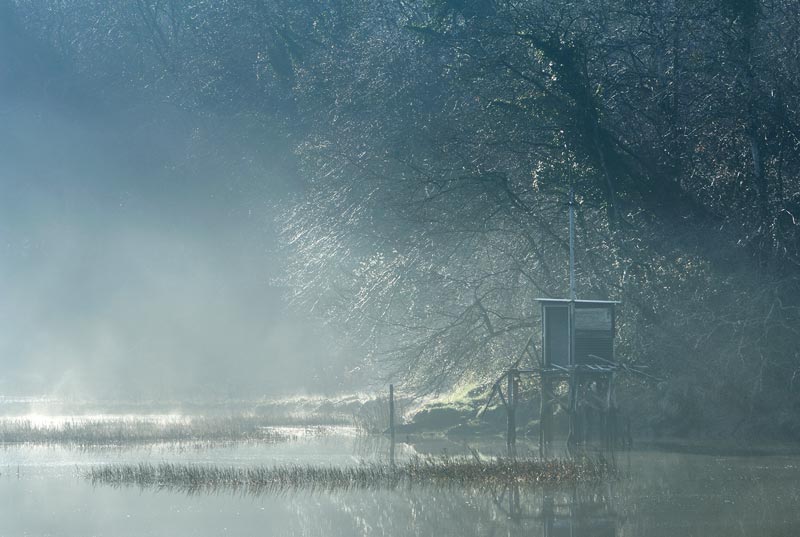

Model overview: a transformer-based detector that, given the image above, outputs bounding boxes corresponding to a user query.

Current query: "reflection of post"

[542,491,554,537]
[389,384,396,465]
[540,486,619,537]
[508,482,521,522]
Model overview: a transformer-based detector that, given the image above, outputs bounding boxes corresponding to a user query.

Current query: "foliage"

[9,0,800,436]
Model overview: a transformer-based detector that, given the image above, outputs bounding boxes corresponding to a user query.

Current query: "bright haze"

[0,17,345,400]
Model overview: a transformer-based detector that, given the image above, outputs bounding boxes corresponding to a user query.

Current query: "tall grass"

[86,455,615,494]
[0,416,345,446]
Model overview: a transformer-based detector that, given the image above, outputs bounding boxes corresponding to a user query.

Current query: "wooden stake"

[389,384,395,441]
[389,384,396,465]
[507,371,517,454]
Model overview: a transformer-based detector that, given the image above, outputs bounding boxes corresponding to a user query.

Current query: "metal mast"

[569,187,577,300]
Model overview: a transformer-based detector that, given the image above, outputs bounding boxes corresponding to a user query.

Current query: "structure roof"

[534,298,621,304]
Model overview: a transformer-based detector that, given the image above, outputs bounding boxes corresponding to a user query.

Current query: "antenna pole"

[569,187,576,300]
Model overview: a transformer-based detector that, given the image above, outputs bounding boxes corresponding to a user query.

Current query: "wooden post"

[605,375,614,450]
[567,370,579,447]
[389,384,396,464]
[389,384,396,440]
[507,371,517,454]
[539,373,550,458]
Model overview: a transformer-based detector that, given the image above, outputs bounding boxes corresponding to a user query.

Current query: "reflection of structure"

[541,487,618,537]
[493,484,619,537]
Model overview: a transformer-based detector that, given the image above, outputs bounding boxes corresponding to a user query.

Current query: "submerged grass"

[0,416,345,446]
[86,455,615,494]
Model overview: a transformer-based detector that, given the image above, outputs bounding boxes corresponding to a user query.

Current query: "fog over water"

[0,68,345,399]
[5,3,800,535]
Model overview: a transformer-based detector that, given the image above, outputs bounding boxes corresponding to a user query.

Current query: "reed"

[0,416,345,446]
[86,455,615,494]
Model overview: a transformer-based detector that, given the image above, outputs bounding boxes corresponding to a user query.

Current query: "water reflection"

[486,484,618,537]
[3,434,800,536]
[296,483,618,537]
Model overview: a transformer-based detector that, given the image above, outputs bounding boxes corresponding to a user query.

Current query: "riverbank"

[4,388,799,447]
[393,382,800,447]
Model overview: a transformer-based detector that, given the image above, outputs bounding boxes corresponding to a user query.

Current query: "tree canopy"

[9,0,800,435]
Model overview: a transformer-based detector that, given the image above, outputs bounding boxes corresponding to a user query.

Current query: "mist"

[0,34,345,400]
[4,2,800,536]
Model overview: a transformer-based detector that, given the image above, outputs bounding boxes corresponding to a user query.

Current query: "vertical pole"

[389,384,396,464]
[567,370,578,447]
[507,371,516,455]
[389,384,395,439]
[569,187,577,301]
[539,373,546,458]
[606,373,619,450]
[539,374,554,458]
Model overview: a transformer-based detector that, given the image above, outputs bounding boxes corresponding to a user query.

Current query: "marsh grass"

[0,416,346,446]
[86,455,615,494]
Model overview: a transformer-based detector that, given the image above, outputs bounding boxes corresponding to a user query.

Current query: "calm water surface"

[2,428,799,536]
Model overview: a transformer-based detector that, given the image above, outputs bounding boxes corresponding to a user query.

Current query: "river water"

[1,427,799,536]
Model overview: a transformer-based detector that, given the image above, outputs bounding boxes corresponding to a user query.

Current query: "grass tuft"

[0,417,345,446]
[86,455,615,494]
